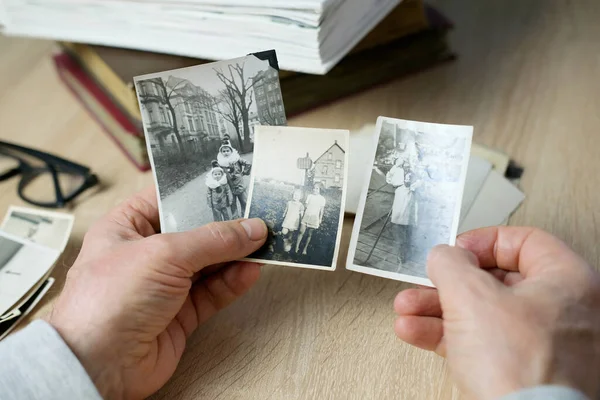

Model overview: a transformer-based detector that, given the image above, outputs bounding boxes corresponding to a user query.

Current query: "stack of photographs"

[134,54,474,286]
[0,207,74,340]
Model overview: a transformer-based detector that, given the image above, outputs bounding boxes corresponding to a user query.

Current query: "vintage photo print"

[0,231,60,317]
[347,117,473,286]
[0,277,55,341]
[1,206,74,252]
[134,52,287,233]
[243,125,349,271]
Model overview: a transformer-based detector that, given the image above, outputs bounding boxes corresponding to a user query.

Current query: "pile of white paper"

[0,0,401,74]
[0,206,74,341]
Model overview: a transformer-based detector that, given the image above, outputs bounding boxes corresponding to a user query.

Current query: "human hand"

[393,227,600,400]
[46,187,267,399]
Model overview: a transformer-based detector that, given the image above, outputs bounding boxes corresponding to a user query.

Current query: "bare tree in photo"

[143,77,187,156]
[214,63,254,153]
[216,86,244,149]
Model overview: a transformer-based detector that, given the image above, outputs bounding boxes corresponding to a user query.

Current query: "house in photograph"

[137,81,174,147]
[313,141,345,189]
[252,69,286,126]
[165,77,221,141]
[136,77,223,148]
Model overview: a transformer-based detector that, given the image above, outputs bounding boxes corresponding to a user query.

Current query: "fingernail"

[241,218,267,241]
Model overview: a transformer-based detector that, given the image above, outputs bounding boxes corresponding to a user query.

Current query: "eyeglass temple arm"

[0,167,22,182]
[0,141,90,173]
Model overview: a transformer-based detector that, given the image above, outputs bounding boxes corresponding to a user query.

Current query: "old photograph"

[0,277,55,340]
[0,231,60,317]
[1,206,74,252]
[243,125,349,270]
[347,117,473,286]
[134,52,287,233]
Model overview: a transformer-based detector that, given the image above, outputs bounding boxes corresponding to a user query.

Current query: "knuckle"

[144,236,178,260]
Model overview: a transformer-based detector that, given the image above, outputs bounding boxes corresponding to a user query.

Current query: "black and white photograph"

[1,206,74,252]
[134,52,287,233]
[243,125,349,271]
[347,117,472,286]
[0,231,60,317]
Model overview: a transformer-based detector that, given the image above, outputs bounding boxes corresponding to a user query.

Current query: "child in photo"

[296,184,326,255]
[280,189,305,252]
[217,140,252,219]
[206,161,233,222]
[386,157,422,266]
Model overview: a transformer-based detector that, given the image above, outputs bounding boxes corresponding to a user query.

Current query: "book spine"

[53,53,150,172]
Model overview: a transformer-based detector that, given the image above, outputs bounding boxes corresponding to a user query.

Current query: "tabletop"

[1,0,599,399]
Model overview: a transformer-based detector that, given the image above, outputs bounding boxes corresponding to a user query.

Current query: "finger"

[487,268,524,286]
[106,186,161,238]
[151,218,267,274]
[394,288,442,317]
[190,261,262,324]
[427,245,502,305]
[456,226,585,278]
[191,262,228,283]
[394,316,443,353]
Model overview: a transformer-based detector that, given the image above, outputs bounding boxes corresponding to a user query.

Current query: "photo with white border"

[134,53,287,233]
[347,117,473,286]
[0,231,60,317]
[1,206,74,252]
[243,125,349,271]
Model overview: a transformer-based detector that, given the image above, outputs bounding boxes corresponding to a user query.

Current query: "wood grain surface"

[1,1,599,399]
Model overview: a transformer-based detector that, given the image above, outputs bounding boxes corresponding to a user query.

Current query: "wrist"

[45,304,125,399]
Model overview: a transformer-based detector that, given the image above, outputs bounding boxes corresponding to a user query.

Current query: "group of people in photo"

[205,136,252,221]
[278,184,327,255]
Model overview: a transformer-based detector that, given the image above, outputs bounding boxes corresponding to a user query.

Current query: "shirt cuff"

[499,386,590,400]
[0,319,102,400]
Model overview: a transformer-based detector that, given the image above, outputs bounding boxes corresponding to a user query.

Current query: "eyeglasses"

[0,140,99,208]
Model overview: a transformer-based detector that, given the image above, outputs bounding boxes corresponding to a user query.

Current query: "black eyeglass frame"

[0,140,99,208]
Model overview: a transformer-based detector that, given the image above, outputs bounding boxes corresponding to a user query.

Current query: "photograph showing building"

[134,54,287,233]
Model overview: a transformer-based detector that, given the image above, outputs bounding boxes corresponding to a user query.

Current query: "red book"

[53,53,150,171]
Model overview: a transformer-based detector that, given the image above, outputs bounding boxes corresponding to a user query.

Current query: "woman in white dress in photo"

[280,189,305,252]
[296,184,326,255]
[386,157,422,265]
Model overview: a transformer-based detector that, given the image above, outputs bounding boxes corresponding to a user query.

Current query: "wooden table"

[1,1,599,398]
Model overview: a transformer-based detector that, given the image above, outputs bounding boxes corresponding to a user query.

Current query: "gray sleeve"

[0,320,102,400]
[499,386,590,400]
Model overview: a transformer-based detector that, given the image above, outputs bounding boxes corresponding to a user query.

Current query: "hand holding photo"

[243,125,349,271]
[347,117,473,286]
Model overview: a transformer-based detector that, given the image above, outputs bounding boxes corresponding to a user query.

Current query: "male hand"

[47,187,267,399]
[394,227,600,400]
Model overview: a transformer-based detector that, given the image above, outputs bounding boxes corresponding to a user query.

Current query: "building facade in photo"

[252,69,286,126]
[313,141,345,189]
[136,77,223,148]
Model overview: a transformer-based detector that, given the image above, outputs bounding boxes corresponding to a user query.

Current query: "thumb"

[147,218,267,274]
[427,245,502,306]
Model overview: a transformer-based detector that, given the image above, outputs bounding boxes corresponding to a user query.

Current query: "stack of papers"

[0,207,74,340]
[0,0,401,74]
[347,124,525,229]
